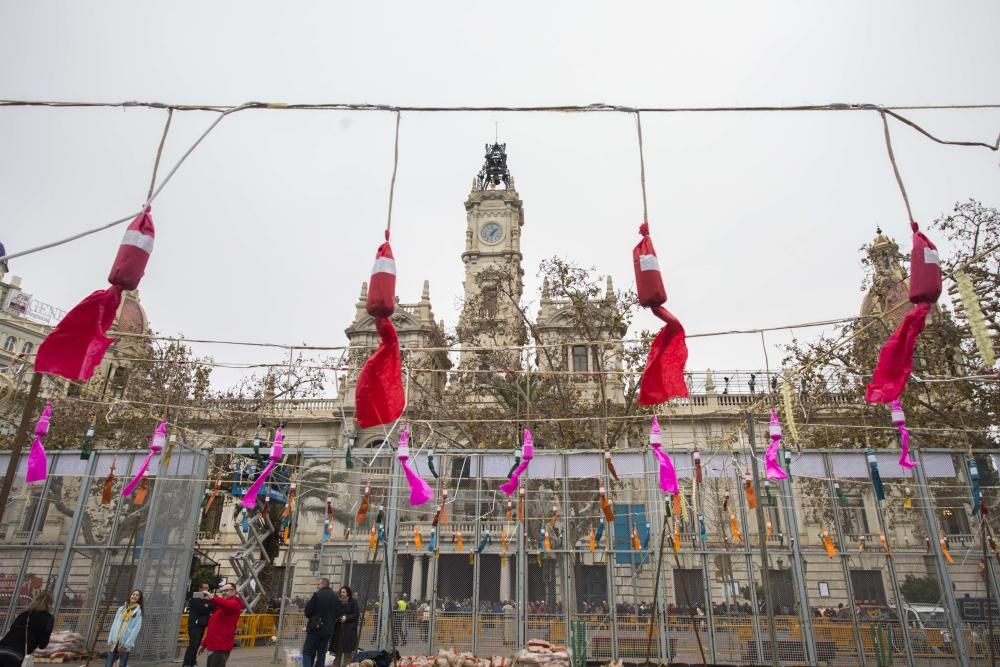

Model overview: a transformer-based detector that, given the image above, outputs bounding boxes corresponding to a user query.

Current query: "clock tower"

[458,142,526,369]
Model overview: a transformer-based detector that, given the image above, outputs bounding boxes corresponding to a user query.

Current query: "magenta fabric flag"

[765,410,789,480]
[243,427,284,508]
[397,424,433,506]
[649,416,678,494]
[891,400,918,469]
[500,429,534,496]
[25,403,52,484]
[122,419,167,496]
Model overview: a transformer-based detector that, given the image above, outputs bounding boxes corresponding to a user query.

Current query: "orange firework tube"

[673,522,681,554]
[880,532,892,560]
[940,535,955,564]
[356,484,370,525]
[440,489,449,524]
[631,527,641,550]
[672,494,682,517]
[543,528,551,552]
[369,524,377,551]
[599,486,614,522]
[457,532,464,552]
[518,486,525,523]
[501,527,509,552]
[203,474,222,514]
[134,474,149,505]
[505,500,513,522]
[822,528,836,558]
[550,504,559,526]
[744,468,756,510]
[766,519,773,540]
[414,528,422,549]
[588,528,596,553]
[730,514,741,542]
[101,460,116,505]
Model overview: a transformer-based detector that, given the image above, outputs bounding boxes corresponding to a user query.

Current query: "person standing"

[183,583,213,667]
[331,586,359,667]
[105,590,144,667]
[302,579,337,667]
[0,590,55,667]
[199,583,244,667]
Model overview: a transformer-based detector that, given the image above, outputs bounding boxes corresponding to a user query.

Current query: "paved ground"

[146,646,281,666]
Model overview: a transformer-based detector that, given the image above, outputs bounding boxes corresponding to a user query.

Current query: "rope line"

[879,110,915,224]
[0,103,249,264]
[1,100,996,265]
[634,111,649,223]
[146,108,173,202]
[3,99,1000,114]
[385,110,401,236]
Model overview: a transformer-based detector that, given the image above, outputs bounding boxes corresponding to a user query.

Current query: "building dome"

[859,228,940,330]
[113,291,149,338]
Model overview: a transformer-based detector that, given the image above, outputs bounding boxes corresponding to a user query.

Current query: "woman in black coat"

[331,586,359,667]
[0,591,55,667]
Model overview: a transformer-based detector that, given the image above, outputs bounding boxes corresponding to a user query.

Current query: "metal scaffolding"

[0,448,207,664]
[258,438,1000,666]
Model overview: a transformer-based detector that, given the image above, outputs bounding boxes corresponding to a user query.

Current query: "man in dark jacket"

[184,583,212,667]
[302,578,338,667]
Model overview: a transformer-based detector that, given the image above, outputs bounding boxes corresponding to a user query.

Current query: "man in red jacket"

[199,583,244,667]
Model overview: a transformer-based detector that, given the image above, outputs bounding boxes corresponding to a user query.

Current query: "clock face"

[480,222,504,244]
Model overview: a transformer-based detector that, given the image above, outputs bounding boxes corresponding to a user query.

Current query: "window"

[673,569,705,607]
[938,502,970,536]
[20,342,33,356]
[574,564,607,610]
[839,496,869,536]
[572,345,589,373]
[110,366,129,398]
[481,286,498,319]
[2,336,15,352]
[199,494,225,535]
[612,503,649,565]
[851,569,887,604]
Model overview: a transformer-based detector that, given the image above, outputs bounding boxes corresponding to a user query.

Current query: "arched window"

[2,336,15,353]
[20,341,33,356]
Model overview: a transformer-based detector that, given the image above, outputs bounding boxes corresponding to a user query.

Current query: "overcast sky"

[0,2,997,393]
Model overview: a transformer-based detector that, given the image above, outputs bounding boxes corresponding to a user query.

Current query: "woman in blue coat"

[106,590,143,667]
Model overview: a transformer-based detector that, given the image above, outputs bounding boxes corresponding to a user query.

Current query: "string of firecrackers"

[955,270,997,369]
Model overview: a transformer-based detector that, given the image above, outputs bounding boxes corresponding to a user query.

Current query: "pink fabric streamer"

[397,424,433,506]
[500,429,534,496]
[242,427,284,508]
[649,416,678,494]
[25,403,52,484]
[765,410,789,480]
[122,419,167,496]
[891,400,917,469]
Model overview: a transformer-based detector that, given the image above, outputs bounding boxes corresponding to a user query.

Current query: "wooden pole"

[0,372,42,525]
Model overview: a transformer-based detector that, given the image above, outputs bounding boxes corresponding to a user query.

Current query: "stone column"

[500,555,512,601]
[411,555,424,601]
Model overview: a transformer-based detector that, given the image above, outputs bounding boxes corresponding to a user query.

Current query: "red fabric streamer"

[35,209,154,381]
[866,222,942,404]
[633,223,688,405]
[355,235,404,428]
